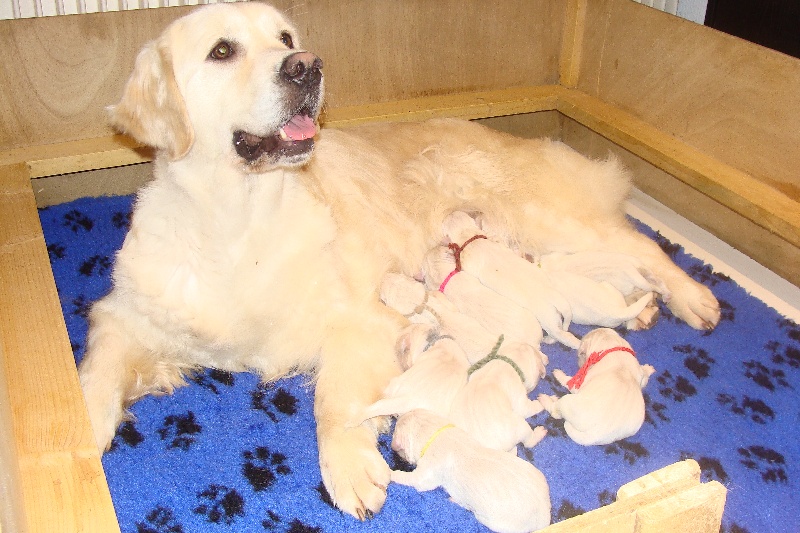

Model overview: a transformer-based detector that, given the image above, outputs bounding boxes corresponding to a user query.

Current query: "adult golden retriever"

[78,1,720,520]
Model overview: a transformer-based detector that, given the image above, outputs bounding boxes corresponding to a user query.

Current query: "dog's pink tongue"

[281,115,317,141]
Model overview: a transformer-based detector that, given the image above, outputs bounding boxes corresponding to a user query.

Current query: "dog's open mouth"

[233,114,317,164]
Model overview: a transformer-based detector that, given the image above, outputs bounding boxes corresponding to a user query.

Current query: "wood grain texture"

[0,0,563,152]
[560,116,800,286]
[0,164,119,533]
[577,0,800,203]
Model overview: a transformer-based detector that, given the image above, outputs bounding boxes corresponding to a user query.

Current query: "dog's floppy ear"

[108,40,194,160]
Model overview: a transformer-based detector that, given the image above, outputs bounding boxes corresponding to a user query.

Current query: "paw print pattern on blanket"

[675,344,716,380]
[738,446,788,484]
[136,506,184,533]
[158,411,202,451]
[252,386,298,422]
[192,369,235,394]
[602,439,650,466]
[62,209,93,232]
[78,254,112,277]
[242,446,291,491]
[193,485,245,525]
[716,393,775,424]
[655,369,697,402]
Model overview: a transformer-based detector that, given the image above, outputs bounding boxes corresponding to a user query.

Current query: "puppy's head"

[577,328,630,366]
[109,2,323,171]
[391,409,447,464]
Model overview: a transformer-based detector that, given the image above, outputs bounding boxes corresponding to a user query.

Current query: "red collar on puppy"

[566,346,637,390]
[438,234,487,292]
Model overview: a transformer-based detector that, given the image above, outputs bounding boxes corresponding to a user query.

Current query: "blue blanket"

[40,195,799,533]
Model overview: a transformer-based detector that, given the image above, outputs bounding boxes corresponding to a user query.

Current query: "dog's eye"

[209,40,235,61]
[279,31,294,49]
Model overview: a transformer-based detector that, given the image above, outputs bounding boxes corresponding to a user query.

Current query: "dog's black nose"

[280,51,323,86]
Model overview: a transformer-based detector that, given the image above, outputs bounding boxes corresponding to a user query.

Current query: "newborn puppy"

[421,246,544,348]
[537,328,655,446]
[540,251,670,330]
[381,273,545,366]
[539,251,670,298]
[540,269,655,328]
[449,336,547,452]
[356,323,469,423]
[391,409,551,533]
[440,211,579,348]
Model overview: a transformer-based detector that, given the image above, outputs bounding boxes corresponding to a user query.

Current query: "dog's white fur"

[538,328,655,446]
[78,1,721,520]
[391,409,551,533]
[356,323,469,423]
[439,211,579,348]
[448,338,548,452]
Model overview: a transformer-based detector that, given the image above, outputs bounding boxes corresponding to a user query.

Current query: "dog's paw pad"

[318,427,390,520]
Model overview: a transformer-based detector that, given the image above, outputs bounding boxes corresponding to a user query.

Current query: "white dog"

[439,211,579,348]
[356,323,470,423]
[78,2,721,520]
[537,328,655,446]
[391,409,551,533]
[449,335,548,452]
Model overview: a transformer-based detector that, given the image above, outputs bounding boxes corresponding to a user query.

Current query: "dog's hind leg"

[79,301,190,452]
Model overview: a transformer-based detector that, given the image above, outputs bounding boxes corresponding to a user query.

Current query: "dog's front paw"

[667,280,720,330]
[318,425,390,520]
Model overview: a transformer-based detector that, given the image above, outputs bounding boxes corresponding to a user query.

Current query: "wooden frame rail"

[3,85,798,248]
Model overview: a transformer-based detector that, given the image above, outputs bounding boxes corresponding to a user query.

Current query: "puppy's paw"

[551,369,570,387]
[627,299,660,331]
[318,425,390,520]
[537,394,559,416]
[524,425,548,448]
[667,280,721,330]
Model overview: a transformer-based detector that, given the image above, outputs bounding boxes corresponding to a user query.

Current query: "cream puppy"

[539,251,670,299]
[541,270,655,328]
[449,335,547,452]
[380,273,546,366]
[356,323,469,423]
[540,251,670,329]
[439,212,579,348]
[391,409,551,533]
[420,248,545,348]
[537,328,655,446]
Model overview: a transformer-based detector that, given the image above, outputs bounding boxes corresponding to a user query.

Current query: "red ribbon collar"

[566,346,636,390]
[438,234,487,293]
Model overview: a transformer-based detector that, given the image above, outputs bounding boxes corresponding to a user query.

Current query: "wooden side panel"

[0,0,563,151]
[560,115,800,286]
[577,0,800,201]
[0,164,119,533]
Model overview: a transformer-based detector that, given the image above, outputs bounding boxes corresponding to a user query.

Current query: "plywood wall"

[576,0,800,206]
[0,0,564,152]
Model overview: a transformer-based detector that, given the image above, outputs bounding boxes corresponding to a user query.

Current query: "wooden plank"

[557,88,800,249]
[577,0,800,211]
[0,0,563,152]
[559,0,589,87]
[0,163,120,533]
[321,85,562,128]
[542,460,724,533]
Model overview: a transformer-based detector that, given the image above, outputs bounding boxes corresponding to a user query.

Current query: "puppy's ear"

[108,40,194,160]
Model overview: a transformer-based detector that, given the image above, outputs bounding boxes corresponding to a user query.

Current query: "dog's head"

[109,2,323,171]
